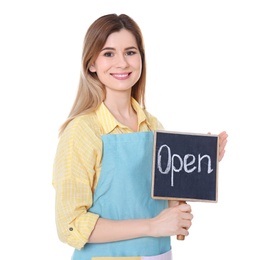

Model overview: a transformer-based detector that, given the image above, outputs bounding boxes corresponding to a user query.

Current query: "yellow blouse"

[52,99,163,249]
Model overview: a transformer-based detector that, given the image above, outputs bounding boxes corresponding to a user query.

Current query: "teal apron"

[72,131,171,260]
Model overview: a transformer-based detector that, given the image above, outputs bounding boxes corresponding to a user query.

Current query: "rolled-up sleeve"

[52,117,101,249]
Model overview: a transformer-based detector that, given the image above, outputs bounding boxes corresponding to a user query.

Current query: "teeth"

[113,74,128,78]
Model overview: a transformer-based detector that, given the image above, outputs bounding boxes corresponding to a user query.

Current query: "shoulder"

[144,109,164,131]
[60,112,102,146]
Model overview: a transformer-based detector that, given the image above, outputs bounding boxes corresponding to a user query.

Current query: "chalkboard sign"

[152,130,219,202]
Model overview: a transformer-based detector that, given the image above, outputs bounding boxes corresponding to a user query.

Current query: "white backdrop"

[0,0,267,259]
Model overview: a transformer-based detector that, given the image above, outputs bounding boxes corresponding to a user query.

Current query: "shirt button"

[69,227,73,231]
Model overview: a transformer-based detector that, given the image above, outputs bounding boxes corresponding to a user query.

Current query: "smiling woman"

[52,13,227,260]
[1,0,267,259]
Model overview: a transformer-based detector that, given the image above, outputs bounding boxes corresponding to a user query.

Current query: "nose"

[115,53,129,68]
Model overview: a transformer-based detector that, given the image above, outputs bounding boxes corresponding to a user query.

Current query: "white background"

[0,0,267,259]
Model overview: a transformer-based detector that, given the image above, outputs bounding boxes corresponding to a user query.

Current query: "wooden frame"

[151,130,219,203]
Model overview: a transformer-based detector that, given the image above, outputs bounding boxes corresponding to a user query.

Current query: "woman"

[53,13,228,260]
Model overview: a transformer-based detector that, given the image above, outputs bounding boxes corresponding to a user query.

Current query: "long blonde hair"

[59,14,147,136]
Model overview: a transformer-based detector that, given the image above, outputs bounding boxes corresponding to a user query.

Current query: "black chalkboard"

[152,130,219,202]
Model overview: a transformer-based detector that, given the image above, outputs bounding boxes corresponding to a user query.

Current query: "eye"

[126,51,136,56]
[103,52,114,57]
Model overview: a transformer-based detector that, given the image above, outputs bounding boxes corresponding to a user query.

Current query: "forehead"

[103,29,138,48]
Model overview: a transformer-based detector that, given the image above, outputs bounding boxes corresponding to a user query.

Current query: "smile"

[111,73,131,80]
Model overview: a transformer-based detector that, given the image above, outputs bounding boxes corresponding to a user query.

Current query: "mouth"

[111,72,131,80]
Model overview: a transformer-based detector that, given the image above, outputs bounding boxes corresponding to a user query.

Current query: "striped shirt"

[52,98,163,249]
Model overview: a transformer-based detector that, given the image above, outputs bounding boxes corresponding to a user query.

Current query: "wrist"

[146,218,157,237]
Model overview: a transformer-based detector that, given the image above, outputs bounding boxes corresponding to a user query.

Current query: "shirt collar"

[96,98,150,134]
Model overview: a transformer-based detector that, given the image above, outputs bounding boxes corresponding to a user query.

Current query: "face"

[89,29,142,96]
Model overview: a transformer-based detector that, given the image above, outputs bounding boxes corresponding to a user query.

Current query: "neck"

[104,90,133,117]
[104,91,138,131]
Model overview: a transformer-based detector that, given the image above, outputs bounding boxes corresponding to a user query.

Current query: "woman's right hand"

[149,201,193,238]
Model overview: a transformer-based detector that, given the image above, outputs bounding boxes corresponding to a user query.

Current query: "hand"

[218,131,228,162]
[150,201,193,238]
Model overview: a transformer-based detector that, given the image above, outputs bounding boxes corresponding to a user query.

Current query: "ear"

[89,64,96,72]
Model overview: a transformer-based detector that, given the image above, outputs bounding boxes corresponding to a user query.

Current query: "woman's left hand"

[218,131,228,162]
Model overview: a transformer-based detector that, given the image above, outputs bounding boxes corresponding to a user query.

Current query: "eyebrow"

[101,46,138,52]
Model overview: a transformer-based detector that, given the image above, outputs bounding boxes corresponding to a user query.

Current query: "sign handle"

[177,201,186,240]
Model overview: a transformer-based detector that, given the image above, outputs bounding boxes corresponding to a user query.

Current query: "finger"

[169,200,179,207]
[218,150,226,161]
[218,131,228,162]
[180,217,192,232]
[219,131,228,144]
[178,204,192,213]
[218,142,227,161]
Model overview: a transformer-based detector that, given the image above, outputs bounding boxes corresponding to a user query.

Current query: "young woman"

[53,13,228,260]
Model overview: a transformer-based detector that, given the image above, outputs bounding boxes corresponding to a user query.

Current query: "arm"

[53,118,101,249]
[54,177,99,249]
[88,202,193,243]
